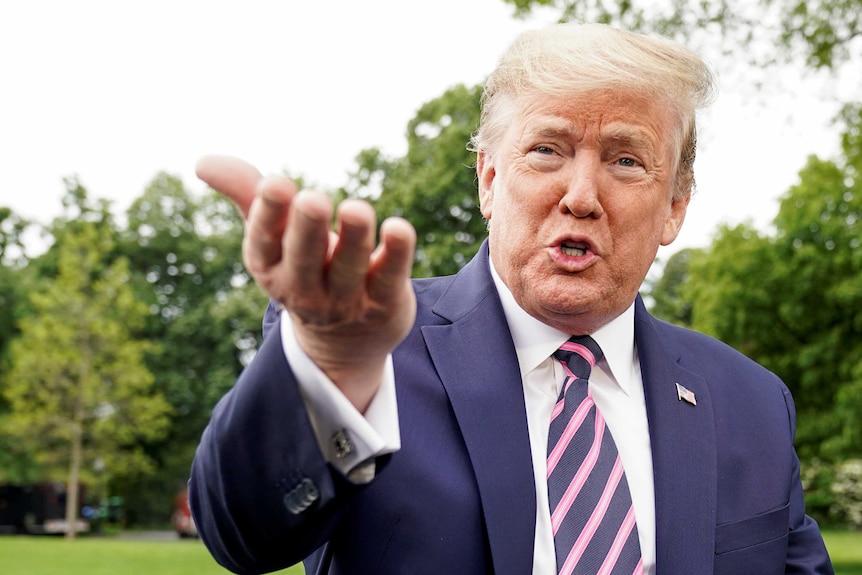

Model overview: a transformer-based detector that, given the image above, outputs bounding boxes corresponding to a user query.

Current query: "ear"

[660,193,690,246]
[477,150,495,219]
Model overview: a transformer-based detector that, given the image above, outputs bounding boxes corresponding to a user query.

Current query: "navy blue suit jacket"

[190,243,833,574]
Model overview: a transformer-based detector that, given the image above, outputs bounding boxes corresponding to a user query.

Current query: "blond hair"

[470,23,716,198]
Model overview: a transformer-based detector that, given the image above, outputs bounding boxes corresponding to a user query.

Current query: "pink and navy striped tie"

[547,336,642,575]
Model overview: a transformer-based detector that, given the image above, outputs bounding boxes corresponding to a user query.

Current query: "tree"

[642,106,862,522]
[116,173,266,524]
[0,207,33,366]
[0,207,37,484]
[646,247,698,327]
[345,84,488,277]
[3,215,170,538]
[0,173,265,529]
[0,206,31,385]
[0,207,29,266]
[502,0,861,72]
[681,105,862,467]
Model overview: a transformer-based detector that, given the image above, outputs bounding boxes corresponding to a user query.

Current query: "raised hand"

[196,155,417,412]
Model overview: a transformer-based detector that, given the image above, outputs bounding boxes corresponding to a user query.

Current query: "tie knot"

[553,335,603,380]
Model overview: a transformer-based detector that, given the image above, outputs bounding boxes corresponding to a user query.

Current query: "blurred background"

[0,0,859,571]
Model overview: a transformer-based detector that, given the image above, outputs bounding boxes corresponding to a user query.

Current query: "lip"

[548,235,599,271]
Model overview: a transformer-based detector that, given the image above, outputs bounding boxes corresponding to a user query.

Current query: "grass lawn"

[824,529,862,575]
[1,530,859,574]
[0,535,304,575]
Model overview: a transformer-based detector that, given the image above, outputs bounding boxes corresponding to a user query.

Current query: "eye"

[533,146,555,155]
[617,157,640,168]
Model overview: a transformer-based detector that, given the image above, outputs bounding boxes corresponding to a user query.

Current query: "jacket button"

[283,478,319,515]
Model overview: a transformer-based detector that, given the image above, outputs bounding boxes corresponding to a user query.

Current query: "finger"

[328,199,377,297]
[195,155,262,219]
[367,217,416,303]
[283,190,333,294]
[243,176,298,272]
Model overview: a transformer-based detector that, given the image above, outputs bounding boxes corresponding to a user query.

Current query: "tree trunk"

[66,327,90,541]
[65,421,82,540]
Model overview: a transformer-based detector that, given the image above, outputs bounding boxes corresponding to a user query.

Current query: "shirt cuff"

[280,310,401,483]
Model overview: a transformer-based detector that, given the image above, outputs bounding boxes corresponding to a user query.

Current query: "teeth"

[561,244,587,257]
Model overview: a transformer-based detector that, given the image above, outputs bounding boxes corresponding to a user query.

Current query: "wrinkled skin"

[478,90,690,335]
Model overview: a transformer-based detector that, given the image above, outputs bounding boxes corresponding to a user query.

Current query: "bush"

[831,459,862,529]
[802,458,836,525]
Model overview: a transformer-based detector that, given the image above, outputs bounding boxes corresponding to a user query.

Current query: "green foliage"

[802,458,839,523]
[0,173,265,527]
[780,0,862,69]
[0,208,39,482]
[0,206,30,267]
[683,151,862,462]
[0,207,33,389]
[839,102,862,177]
[647,248,698,326]
[115,173,266,525]
[2,207,171,492]
[831,459,862,528]
[502,0,861,72]
[0,261,27,371]
[684,223,782,359]
[651,105,862,522]
[683,101,862,460]
[346,84,488,277]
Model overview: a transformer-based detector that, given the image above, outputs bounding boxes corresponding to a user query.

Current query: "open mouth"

[560,242,588,257]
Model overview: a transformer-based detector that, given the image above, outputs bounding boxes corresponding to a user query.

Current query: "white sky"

[0,0,854,259]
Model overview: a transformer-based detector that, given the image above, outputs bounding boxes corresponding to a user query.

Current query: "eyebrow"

[527,123,576,140]
[524,120,657,150]
[599,125,655,150]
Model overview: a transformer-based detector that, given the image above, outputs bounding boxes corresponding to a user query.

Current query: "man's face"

[477,89,689,335]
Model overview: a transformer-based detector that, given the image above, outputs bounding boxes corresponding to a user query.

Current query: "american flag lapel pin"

[676,382,697,406]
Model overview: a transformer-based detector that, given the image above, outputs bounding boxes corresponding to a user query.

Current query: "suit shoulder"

[412,274,455,297]
[411,275,454,313]
[649,316,784,387]
[647,318,799,437]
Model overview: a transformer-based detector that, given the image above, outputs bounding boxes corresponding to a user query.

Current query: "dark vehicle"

[172,487,197,538]
[0,483,89,535]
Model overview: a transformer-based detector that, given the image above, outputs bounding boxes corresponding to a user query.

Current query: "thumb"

[195,155,263,219]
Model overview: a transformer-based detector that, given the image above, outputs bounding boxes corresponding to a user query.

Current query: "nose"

[559,154,604,218]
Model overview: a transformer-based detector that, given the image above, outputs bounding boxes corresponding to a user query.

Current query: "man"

[189,23,834,574]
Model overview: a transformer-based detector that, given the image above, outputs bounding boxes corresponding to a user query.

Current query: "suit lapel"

[417,247,720,573]
[635,299,717,573]
[422,246,537,575]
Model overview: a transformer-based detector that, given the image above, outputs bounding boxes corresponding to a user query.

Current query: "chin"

[533,294,596,320]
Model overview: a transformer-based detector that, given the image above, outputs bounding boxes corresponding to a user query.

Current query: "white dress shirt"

[282,260,656,574]
[489,263,656,575]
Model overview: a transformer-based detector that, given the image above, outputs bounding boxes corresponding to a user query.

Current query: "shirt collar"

[489,259,637,395]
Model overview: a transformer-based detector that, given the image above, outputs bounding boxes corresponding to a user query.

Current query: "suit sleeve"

[782,385,835,574]
[188,319,363,574]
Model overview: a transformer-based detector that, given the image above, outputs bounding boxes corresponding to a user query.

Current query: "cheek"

[488,198,535,266]
[486,178,523,221]
[608,202,668,263]
[621,193,672,234]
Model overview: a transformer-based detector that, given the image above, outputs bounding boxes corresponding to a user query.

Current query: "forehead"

[514,90,681,137]
[506,89,681,152]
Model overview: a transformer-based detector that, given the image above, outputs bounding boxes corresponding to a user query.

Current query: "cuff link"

[331,429,353,459]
